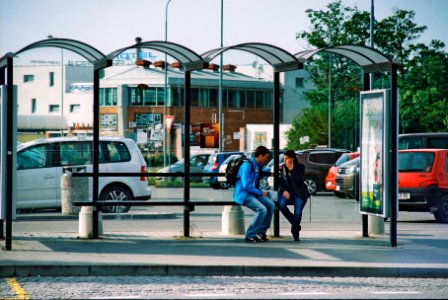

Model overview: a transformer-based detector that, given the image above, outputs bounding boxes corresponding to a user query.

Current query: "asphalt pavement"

[2,191,448,278]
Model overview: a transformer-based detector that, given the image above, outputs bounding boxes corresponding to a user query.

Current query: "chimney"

[135,59,152,68]
[223,64,237,72]
[170,61,183,70]
[153,60,167,69]
[208,63,220,72]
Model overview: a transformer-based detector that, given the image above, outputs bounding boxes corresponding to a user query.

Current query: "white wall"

[246,124,291,151]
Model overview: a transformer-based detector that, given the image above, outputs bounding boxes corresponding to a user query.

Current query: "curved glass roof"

[202,42,300,72]
[15,38,106,63]
[106,41,205,71]
[295,45,395,73]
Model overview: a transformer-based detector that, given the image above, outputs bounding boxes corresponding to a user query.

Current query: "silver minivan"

[16,136,152,213]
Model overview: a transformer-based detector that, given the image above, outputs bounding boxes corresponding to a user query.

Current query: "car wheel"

[305,177,317,195]
[434,195,448,223]
[210,182,220,189]
[334,191,346,198]
[219,182,231,189]
[100,185,132,213]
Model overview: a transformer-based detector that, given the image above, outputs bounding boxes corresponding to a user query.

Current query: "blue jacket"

[233,157,262,205]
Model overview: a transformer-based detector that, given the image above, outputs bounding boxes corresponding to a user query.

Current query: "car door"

[16,143,58,209]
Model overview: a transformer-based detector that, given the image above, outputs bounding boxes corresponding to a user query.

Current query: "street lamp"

[218,0,224,151]
[164,0,173,167]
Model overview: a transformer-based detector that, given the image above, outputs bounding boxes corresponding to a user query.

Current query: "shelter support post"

[184,71,191,237]
[390,64,398,247]
[92,68,101,239]
[361,73,369,237]
[273,71,280,237]
[4,57,14,250]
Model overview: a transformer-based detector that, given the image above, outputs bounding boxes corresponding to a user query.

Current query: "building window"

[49,104,60,113]
[99,88,117,106]
[23,75,34,83]
[295,77,304,88]
[172,87,184,107]
[31,98,36,113]
[100,114,118,130]
[70,104,81,113]
[49,72,55,87]
[135,113,162,128]
[128,87,166,106]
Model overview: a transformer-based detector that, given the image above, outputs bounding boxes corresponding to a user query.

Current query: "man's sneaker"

[245,236,262,243]
[257,233,269,242]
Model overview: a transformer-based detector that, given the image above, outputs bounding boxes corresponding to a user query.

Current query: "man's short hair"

[254,146,270,158]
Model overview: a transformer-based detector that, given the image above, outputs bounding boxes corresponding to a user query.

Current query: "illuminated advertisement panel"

[360,90,390,217]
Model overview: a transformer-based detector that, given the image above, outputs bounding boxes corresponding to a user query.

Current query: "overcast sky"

[1,0,446,64]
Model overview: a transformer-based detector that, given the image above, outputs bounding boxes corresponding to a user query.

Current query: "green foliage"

[286,103,328,150]
[143,153,178,168]
[290,0,447,150]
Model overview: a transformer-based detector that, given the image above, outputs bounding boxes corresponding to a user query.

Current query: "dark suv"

[296,148,351,195]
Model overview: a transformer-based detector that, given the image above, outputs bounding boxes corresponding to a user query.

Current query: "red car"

[399,149,448,223]
[325,152,359,197]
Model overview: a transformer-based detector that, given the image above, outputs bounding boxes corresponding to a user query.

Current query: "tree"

[288,0,440,150]
[400,40,448,132]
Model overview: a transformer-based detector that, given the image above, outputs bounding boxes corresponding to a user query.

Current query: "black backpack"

[225,155,252,186]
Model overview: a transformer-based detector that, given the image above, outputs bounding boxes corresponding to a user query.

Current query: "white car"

[16,136,152,213]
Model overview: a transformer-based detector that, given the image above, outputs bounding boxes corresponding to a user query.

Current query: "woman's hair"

[284,149,299,166]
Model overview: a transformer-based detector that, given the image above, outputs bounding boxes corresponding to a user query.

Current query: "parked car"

[216,154,245,189]
[399,132,448,150]
[326,152,360,197]
[202,151,243,189]
[335,157,360,199]
[296,148,351,195]
[398,149,448,223]
[16,136,152,213]
[157,153,210,182]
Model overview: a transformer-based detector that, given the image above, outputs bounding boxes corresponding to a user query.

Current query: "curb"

[2,264,448,278]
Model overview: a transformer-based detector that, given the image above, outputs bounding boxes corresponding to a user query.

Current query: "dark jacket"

[278,162,310,202]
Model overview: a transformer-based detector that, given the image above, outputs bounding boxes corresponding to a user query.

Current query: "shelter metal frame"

[1,40,398,249]
[294,45,399,247]
[0,39,106,250]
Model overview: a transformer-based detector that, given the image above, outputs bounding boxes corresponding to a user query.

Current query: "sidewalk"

[2,212,448,278]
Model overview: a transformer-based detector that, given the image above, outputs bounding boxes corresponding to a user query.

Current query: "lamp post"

[370,0,375,89]
[218,0,224,152]
[164,0,173,167]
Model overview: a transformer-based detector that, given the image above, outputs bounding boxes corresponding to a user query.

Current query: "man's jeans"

[243,194,275,238]
[278,195,305,232]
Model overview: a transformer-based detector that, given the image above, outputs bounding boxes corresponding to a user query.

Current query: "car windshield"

[173,159,184,165]
[223,154,242,165]
[399,152,435,172]
[335,154,351,166]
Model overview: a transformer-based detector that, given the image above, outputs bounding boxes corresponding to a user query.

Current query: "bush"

[143,153,178,168]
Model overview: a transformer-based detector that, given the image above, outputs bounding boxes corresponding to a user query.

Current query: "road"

[2,275,448,299]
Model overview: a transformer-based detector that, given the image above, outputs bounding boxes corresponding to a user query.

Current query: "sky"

[1,0,447,64]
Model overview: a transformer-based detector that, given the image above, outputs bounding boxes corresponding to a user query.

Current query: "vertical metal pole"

[183,71,191,237]
[0,64,4,242]
[61,48,64,116]
[273,71,280,237]
[218,0,224,152]
[328,54,332,147]
[92,68,100,239]
[5,57,13,250]
[369,0,375,88]
[361,72,369,237]
[164,0,172,168]
[390,64,398,247]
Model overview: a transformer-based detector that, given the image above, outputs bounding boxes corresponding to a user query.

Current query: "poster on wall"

[200,123,219,148]
[360,89,390,217]
[254,132,267,148]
